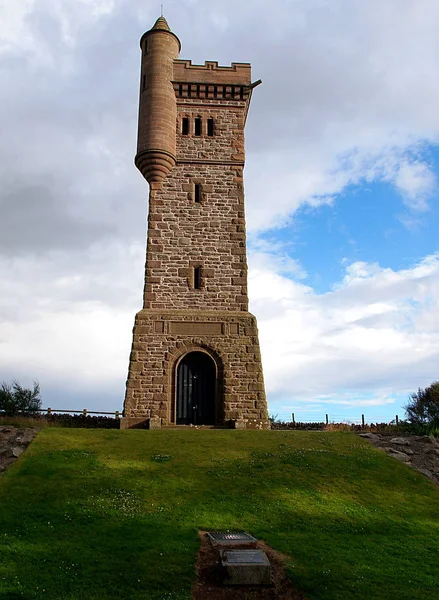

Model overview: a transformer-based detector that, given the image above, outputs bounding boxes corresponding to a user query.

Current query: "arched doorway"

[176,352,216,425]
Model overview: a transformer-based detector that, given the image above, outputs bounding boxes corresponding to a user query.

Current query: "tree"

[0,380,42,416]
[404,381,439,425]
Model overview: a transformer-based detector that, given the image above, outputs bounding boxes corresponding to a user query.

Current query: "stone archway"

[175,351,216,425]
[169,344,224,426]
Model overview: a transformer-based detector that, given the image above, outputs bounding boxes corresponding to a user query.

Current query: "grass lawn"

[0,429,438,600]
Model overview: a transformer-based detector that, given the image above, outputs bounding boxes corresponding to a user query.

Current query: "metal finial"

[161,3,163,17]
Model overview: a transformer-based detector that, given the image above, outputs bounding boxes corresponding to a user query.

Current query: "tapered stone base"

[123,309,268,427]
[119,417,162,430]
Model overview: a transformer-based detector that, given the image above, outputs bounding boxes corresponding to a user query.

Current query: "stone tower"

[122,16,268,429]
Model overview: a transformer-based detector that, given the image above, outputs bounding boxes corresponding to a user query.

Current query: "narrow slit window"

[207,118,214,137]
[182,117,189,135]
[194,184,201,203]
[179,83,183,96]
[214,86,218,98]
[142,75,146,91]
[144,39,148,54]
[195,117,202,136]
[194,267,202,290]
[188,84,192,98]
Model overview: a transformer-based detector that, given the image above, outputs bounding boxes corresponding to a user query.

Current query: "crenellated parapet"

[172,60,252,103]
[173,60,251,85]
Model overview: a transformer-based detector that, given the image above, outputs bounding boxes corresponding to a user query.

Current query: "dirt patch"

[359,433,439,484]
[0,426,37,473]
[192,532,308,600]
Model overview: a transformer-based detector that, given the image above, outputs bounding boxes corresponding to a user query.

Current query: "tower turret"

[135,17,181,183]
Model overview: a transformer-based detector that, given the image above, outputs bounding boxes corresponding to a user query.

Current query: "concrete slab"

[221,549,271,585]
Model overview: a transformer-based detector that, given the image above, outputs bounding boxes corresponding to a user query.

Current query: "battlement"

[173,60,251,86]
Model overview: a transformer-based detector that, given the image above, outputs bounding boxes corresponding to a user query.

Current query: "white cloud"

[0,0,36,51]
[242,0,439,229]
[3,243,436,416]
[283,395,396,410]
[0,0,438,416]
[393,160,436,211]
[338,397,396,408]
[0,241,145,409]
[249,251,439,407]
[2,0,439,234]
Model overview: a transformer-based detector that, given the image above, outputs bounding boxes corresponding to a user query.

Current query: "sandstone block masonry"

[122,17,268,429]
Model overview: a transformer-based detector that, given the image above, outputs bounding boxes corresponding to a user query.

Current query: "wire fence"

[288,413,402,426]
[0,409,406,429]
[35,408,121,418]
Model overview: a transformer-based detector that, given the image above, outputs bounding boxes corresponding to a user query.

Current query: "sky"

[1,0,439,424]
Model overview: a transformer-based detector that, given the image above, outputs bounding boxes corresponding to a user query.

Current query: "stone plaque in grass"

[207,531,257,547]
[221,549,271,585]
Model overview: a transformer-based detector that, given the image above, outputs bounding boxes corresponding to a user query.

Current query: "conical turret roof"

[140,15,181,52]
[152,16,171,31]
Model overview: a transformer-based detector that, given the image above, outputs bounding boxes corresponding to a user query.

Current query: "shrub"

[0,380,42,417]
[46,413,119,429]
[0,412,120,429]
[404,381,439,427]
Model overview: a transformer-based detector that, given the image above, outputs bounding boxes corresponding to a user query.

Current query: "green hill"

[0,429,438,600]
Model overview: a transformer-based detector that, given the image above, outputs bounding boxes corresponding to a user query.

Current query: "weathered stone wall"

[143,162,248,311]
[124,310,268,425]
[176,101,246,162]
[143,98,248,311]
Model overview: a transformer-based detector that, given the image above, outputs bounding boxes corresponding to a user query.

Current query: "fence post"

[325,414,329,425]
[396,414,399,426]
[292,413,295,425]
[115,411,120,419]
[361,414,365,428]
[47,407,52,415]
[82,409,87,417]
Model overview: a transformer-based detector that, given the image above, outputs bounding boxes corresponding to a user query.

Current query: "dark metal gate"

[176,352,216,425]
